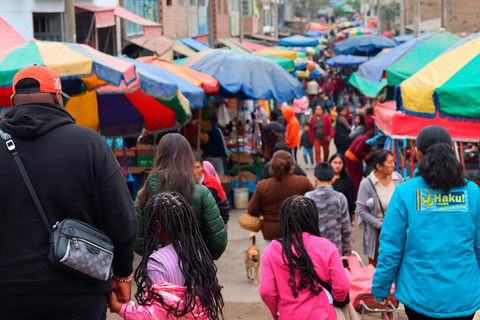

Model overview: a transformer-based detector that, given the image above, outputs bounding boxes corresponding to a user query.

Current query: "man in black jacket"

[260,142,306,180]
[0,66,137,319]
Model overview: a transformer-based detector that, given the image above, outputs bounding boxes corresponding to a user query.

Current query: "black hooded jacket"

[0,103,137,296]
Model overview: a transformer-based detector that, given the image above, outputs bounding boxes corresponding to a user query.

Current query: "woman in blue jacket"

[371,126,480,320]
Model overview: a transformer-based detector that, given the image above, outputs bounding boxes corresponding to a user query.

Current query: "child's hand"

[109,292,124,314]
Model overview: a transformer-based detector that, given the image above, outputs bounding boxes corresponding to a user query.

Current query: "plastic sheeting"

[326,55,368,67]
[188,50,304,102]
[375,101,480,142]
[279,35,319,47]
[334,35,396,56]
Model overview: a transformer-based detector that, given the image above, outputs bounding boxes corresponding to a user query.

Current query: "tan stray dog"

[245,233,261,284]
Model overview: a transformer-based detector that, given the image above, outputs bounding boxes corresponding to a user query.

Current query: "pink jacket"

[119,282,209,320]
[293,96,309,114]
[259,233,350,320]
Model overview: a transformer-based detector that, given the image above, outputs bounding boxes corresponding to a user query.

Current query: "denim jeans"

[303,147,314,165]
[295,113,306,127]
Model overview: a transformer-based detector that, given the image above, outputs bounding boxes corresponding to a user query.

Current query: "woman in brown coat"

[248,150,315,242]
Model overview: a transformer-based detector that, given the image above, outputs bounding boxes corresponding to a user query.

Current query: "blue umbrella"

[120,57,206,108]
[334,35,396,56]
[305,30,326,37]
[326,55,369,67]
[188,50,304,102]
[279,35,319,47]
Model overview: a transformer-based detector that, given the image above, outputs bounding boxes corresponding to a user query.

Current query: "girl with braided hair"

[109,192,224,320]
[259,195,350,320]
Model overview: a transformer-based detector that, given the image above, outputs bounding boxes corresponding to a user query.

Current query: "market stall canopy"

[340,27,373,36]
[76,5,162,37]
[308,23,330,32]
[396,33,480,120]
[129,36,196,59]
[232,39,267,51]
[337,21,356,30]
[136,56,219,95]
[0,17,27,51]
[348,32,437,97]
[177,38,208,51]
[386,31,461,87]
[326,55,368,67]
[121,57,205,108]
[279,35,319,47]
[184,50,304,102]
[334,35,396,56]
[375,101,480,142]
[305,30,326,37]
[253,48,297,59]
[258,56,295,72]
[381,31,395,37]
[0,40,136,107]
[69,70,191,136]
[217,38,252,53]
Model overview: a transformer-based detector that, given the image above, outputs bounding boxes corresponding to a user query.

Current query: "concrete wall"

[1,0,65,40]
[213,0,231,39]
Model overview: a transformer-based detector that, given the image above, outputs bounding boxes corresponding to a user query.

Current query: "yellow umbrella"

[253,48,297,60]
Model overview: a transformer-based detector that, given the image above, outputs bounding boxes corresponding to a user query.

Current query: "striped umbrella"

[136,56,219,95]
[337,21,356,30]
[308,23,330,32]
[0,40,136,107]
[396,33,480,120]
[341,27,373,36]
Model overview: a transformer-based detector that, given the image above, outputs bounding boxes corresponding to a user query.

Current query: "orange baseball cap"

[12,65,70,98]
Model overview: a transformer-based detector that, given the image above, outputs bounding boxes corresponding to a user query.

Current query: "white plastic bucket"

[233,187,249,209]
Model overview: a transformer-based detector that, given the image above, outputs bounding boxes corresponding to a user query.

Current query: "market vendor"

[201,115,228,175]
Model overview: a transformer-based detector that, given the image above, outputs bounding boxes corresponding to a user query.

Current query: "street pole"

[443,0,452,31]
[413,0,420,38]
[274,0,278,39]
[64,0,76,43]
[207,0,215,47]
[400,0,405,35]
[239,0,244,43]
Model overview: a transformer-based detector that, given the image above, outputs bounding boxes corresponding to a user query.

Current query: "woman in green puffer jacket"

[134,133,228,260]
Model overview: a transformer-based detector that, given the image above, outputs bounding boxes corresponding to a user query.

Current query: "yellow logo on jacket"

[416,189,468,212]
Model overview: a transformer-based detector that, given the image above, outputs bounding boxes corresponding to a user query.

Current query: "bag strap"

[367,177,385,217]
[0,129,53,236]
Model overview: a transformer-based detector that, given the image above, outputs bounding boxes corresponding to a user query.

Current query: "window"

[242,0,250,16]
[33,13,63,41]
[179,0,184,6]
[190,0,196,6]
[123,0,159,36]
[225,0,228,14]
[167,0,172,6]
[199,0,205,6]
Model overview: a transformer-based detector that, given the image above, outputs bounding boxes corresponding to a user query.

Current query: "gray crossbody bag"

[0,129,114,282]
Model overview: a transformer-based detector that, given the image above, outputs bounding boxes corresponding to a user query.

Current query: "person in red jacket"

[344,132,374,196]
[283,106,300,163]
[309,106,334,163]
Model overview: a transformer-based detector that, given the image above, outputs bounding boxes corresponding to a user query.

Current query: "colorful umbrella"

[326,55,368,67]
[282,46,319,55]
[341,27,373,36]
[0,40,137,107]
[308,23,330,32]
[136,56,219,95]
[343,6,355,13]
[253,48,297,60]
[381,31,395,38]
[337,21,356,30]
[334,35,396,56]
[0,17,27,51]
[279,35,319,47]
[184,50,304,102]
[396,33,480,120]
[305,30,326,37]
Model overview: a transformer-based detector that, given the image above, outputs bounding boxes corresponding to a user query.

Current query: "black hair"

[135,192,224,319]
[274,141,289,153]
[314,162,334,182]
[367,149,393,170]
[14,78,51,95]
[328,153,347,178]
[279,196,322,298]
[416,126,465,192]
[355,114,366,128]
[366,107,374,115]
[303,123,310,127]
[210,115,218,125]
[192,151,203,164]
[271,109,280,121]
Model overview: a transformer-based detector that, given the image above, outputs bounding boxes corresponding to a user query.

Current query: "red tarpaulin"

[375,101,480,142]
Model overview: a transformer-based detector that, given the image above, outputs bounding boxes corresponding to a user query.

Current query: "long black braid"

[279,195,323,298]
[135,191,224,319]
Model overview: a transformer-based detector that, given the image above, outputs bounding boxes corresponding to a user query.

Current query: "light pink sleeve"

[327,247,350,301]
[203,161,221,184]
[259,245,279,320]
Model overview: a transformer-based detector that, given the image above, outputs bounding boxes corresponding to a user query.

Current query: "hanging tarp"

[326,55,368,67]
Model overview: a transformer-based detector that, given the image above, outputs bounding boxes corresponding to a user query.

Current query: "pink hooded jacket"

[119,282,209,320]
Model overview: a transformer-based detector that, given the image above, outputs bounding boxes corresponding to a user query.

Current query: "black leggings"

[3,292,108,320]
[405,306,474,320]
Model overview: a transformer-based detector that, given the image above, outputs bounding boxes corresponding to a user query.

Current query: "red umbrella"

[381,31,395,37]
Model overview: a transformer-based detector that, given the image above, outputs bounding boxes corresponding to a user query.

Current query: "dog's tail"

[249,232,256,245]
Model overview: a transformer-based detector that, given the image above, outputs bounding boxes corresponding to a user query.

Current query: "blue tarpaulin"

[334,35,396,56]
[178,38,208,51]
[279,35,319,47]
[356,32,436,83]
[305,30,326,37]
[188,50,304,102]
[120,57,206,108]
[326,55,369,67]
